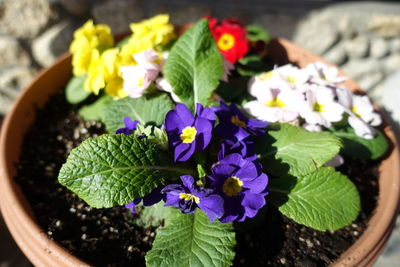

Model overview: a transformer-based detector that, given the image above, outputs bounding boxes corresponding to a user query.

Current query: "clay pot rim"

[0,38,399,266]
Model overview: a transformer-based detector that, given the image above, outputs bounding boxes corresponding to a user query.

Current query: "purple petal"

[241,193,266,218]
[196,104,216,123]
[244,173,268,194]
[165,110,184,132]
[175,142,196,162]
[175,103,195,124]
[234,160,259,181]
[164,194,181,206]
[142,186,163,206]
[124,116,139,130]
[198,194,224,222]
[194,118,213,151]
[180,175,195,190]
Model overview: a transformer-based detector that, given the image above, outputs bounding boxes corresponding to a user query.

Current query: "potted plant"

[0,15,399,266]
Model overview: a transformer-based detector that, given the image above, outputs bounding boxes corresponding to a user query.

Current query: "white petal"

[325,154,344,167]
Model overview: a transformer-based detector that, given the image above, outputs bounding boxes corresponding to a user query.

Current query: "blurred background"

[1,0,400,266]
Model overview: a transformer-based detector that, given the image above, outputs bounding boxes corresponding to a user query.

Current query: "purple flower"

[213,102,268,141]
[162,175,224,222]
[115,116,139,135]
[208,153,268,223]
[125,186,163,214]
[218,138,257,162]
[164,103,216,162]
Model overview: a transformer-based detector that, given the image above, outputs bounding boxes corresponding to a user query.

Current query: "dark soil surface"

[14,90,380,266]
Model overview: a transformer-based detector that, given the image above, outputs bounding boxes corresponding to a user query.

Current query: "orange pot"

[0,39,399,266]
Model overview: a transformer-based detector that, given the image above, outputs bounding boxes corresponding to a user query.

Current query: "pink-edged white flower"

[324,154,344,167]
[337,87,381,139]
[121,49,162,98]
[300,85,344,128]
[302,122,322,132]
[275,64,310,92]
[305,62,347,85]
[221,59,235,82]
[155,78,182,103]
[244,87,305,123]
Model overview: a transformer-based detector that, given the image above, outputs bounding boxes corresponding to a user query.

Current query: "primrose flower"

[208,17,249,63]
[305,62,347,85]
[155,78,182,103]
[244,88,305,123]
[164,103,216,162]
[120,49,161,98]
[218,139,257,162]
[300,85,344,128]
[337,87,381,139]
[208,154,268,223]
[125,186,164,214]
[70,20,114,76]
[248,69,284,98]
[214,102,268,142]
[276,64,310,91]
[162,175,224,222]
[115,116,139,135]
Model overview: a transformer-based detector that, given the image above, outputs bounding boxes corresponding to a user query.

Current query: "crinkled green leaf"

[330,126,388,160]
[146,209,236,267]
[134,201,170,227]
[164,19,223,111]
[65,75,91,104]
[268,167,360,231]
[246,24,270,42]
[257,124,342,176]
[78,95,113,121]
[103,93,174,133]
[58,135,193,208]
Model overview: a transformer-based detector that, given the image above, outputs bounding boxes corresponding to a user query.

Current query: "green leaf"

[146,209,236,267]
[268,167,360,231]
[65,75,91,104]
[135,124,169,150]
[134,201,169,227]
[102,93,174,133]
[246,24,270,42]
[78,95,113,121]
[237,54,271,76]
[216,76,249,102]
[116,36,131,48]
[164,19,224,111]
[58,134,193,208]
[257,124,342,176]
[330,126,388,160]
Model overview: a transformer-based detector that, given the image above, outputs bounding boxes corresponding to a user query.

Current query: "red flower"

[207,17,249,63]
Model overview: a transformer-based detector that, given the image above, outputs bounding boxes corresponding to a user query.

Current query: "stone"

[341,58,379,80]
[383,54,400,74]
[0,35,31,66]
[0,0,54,39]
[59,0,90,17]
[344,36,370,58]
[293,22,339,56]
[390,38,400,53]
[368,15,400,38]
[92,0,144,34]
[32,21,79,67]
[323,43,348,66]
[357,70,384,93]
[338,17,357,39]
[370,38,389,59]
[381,71,400,135]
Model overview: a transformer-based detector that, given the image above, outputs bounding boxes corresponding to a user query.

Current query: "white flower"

[305,62,347,85]
[300,85,344,128]
[303,123,322,132]
[248,69,283,97]
[244,87,305,123]
[275,64,310,92]
[121,49,162,98]
[221,59,235,82]
[336,87,381,139]
[324,154,344,167]
[155,78,181,103]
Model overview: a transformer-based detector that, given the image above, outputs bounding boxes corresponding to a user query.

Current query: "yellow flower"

[119,14,175,65]
[84,49,105,95]
[70,20,114,76]
[130,14,175,47]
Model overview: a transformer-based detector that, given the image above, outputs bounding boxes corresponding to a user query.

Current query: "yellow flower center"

[137,76,145,87]
[180,126,197,143]
[352,106,361,117]
[217,33,235,51]
[179,193,200,204]
[266,98,286,108]
[223,176,243,197]
[313,102,325,113]
[287,76,297,84]
[230,116,246,128]
[259,71,273,81]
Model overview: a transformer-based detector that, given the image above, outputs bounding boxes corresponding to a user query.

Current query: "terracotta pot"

[1,39,399,266]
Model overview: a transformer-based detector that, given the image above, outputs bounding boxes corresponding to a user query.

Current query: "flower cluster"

[69,15,176,98]
[244,62,382,139]
[120,102,269,223]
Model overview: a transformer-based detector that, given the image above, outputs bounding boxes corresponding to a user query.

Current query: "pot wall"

[0,39,399,267]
